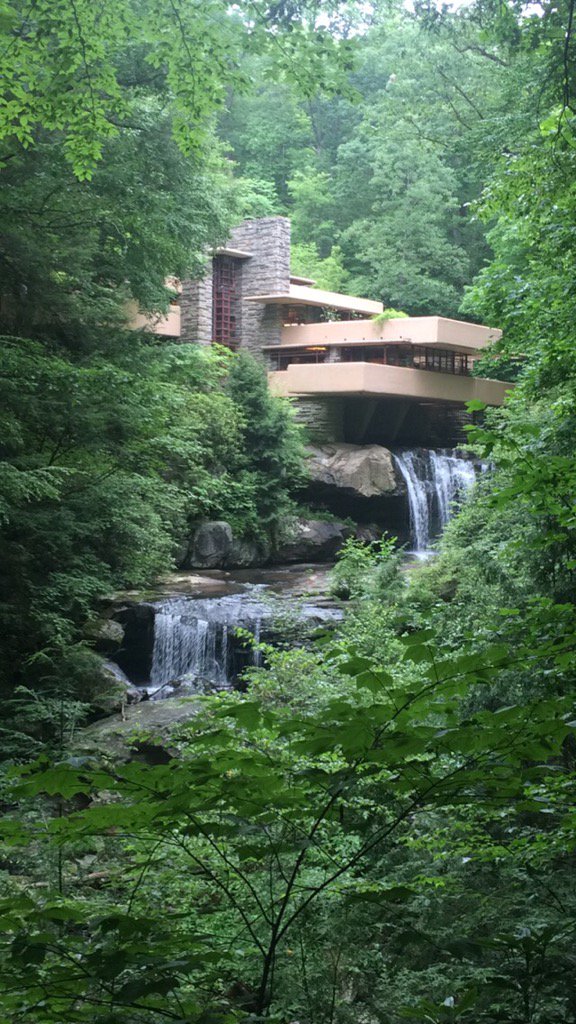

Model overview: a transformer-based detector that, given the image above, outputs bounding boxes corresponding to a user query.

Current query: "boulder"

[306,443,403,498]
[227,535,271,569]
[274,518,351,564]
[74,697,203,762]
[355,523,382,545]
[189,521,233,569]
[84,617,125,654]
[91,659,145,716]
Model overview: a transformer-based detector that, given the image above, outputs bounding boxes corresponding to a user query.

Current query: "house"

[138,216,509,445]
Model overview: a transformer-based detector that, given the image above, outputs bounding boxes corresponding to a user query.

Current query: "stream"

[110,448,481,698]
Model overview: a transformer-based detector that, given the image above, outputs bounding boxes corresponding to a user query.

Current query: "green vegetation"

[1,0,576,1021]
[0,336,303,755]
[0,0,325,747]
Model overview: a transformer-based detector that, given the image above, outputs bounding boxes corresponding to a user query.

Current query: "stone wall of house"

[230,217,291,357]
[293,397,344,444]
[179,216,291,353]
[180,273,213,345]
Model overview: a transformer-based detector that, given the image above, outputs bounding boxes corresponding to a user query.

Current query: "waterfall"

[429,450,476,530]
[392,450,431,551]
[144,589,343,697]
[149,594,265,695]
[393,449,479,552]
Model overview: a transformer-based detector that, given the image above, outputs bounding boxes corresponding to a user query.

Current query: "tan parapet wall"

[280,316,502,353]
[128,303,182,337]
[127,277,182,338]
[269,361,511,407]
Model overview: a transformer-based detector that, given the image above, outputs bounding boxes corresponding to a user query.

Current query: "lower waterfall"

[147,589,341,697]
[393,449,478,552]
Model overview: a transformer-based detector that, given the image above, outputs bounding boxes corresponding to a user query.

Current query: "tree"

[226,353,306,538]
[0,118,234,346]
[338,133,471,315]
[1,620,574,1021]
[0,0,358,179]
[218,12,531,313]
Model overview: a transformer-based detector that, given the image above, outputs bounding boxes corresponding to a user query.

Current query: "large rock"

[189,521,233,569]
[227,535,272,569]
[307,443,403,498]
[91,659,145,717]
[274,518,351,563]
[74,698,202,763]
[84,617,125,654]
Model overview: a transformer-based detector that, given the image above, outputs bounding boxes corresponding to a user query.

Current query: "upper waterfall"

[393,449,479,553]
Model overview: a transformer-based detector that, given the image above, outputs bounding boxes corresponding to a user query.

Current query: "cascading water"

[149,593,266,695]
[151,600,228,692]
[430,450,476,531]
[392,450,431,551]
[147,589,341,697]
[393,449,479,553]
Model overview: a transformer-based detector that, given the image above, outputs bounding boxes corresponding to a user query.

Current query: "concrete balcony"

[279,316,502,353]
[269,360,510,407]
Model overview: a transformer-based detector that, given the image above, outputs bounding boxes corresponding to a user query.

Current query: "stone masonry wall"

[294,397,344,444]
[180,273,213,345]
[230,217,291,357]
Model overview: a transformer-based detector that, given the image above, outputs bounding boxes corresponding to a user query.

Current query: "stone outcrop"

[184,522,270,569]
[274,518,351,563]
[228,535,272,568]
[91,659,144,717]
[75,698,202,763]
[355,523,382,545]
[84,617,125,654]
[306,443,403,499]
[190,521,233,568]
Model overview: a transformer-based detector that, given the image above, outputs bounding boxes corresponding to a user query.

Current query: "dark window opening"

[212,256,239,348]
[272,343,472,375]
[269,347,328,370]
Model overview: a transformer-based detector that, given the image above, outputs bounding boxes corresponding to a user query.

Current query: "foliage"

[373,308,409,322]
[290,242,351,292]
[2,1,576,1022]
[329,535,401,600]
[1,619,575,1022]
[0,0,358,179]
[340,133,471,316]
[225,353,306,539]
[0,336,303,744]
[218,11,538,314]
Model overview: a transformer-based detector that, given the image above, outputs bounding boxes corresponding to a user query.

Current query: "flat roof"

[244,283,383,316]
[214,246,253,259]
[290,274,317,286]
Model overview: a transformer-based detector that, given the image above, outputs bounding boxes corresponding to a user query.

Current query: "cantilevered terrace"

[267,315,509,407]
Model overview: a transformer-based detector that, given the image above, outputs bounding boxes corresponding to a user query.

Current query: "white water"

[393,449,479,553]
[148,589,341,696]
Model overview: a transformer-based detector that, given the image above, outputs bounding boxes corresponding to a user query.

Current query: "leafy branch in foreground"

[0,0,358,178]
[2,622,574,1022]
